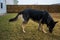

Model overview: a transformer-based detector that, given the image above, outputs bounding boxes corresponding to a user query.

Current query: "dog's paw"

[42,30,47,33]
[23,30,26,33]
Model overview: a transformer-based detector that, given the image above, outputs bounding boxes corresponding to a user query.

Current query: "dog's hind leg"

[38,22,42,31]
[21,21,27,33]
[21,13,29,33]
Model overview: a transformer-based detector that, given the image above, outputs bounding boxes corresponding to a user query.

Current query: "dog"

[9,9,58,33]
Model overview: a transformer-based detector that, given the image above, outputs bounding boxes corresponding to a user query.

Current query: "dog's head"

[48,21,58,33]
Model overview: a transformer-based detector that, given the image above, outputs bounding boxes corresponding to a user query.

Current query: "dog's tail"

[9,11,22,22]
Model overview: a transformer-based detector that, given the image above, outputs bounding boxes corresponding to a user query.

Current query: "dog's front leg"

[38,21,47,33]
[38,20,42,31]
[41,24,47,33]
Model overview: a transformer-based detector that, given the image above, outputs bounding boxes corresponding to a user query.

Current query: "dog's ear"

[54,21,58,24]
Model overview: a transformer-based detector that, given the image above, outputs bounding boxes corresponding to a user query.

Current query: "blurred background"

[0,0,60,15]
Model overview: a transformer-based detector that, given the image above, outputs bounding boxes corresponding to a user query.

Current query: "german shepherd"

[9,9,58,33]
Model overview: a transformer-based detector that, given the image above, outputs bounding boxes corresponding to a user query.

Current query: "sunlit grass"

[0,13,60,40]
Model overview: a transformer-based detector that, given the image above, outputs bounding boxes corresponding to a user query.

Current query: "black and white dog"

[9,9,58,33]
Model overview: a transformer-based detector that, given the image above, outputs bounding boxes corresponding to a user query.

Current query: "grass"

[0,13,60,40]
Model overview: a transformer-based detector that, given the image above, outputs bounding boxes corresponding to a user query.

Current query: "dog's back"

[22,9,49,23]
[9,9,51,24]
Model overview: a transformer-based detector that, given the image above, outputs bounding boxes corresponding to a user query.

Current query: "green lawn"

[0,13,60,40]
